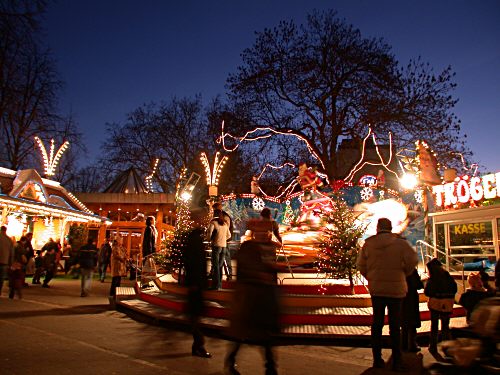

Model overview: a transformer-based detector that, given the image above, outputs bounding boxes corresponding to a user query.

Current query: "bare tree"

[99,96,215,193]
[226,10,469,181]
[0,0,70,172]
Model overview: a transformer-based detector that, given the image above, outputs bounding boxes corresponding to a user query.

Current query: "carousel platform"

[114,272,467,345]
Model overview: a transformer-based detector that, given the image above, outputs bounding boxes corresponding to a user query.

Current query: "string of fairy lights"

[33,136,69,178]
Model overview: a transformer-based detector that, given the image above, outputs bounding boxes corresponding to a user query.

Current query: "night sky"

[44,1,500,172]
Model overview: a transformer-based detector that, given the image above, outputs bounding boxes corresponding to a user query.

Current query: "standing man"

[213,202,233,280]
[0,226,14,296]
[77,238,98,297]
[98,237,112,282]
[24,232,35,284]
[142,216,157,262]
[356,218,418,372]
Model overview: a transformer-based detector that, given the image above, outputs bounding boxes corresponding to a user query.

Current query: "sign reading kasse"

[432,172,500,207]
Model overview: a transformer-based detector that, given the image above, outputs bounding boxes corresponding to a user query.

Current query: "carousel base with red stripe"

[115,273,467,343]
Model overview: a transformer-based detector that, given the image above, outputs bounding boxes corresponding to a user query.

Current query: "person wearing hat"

[459,272,489,323]
[424,258,457,356]
[357,218,418,371]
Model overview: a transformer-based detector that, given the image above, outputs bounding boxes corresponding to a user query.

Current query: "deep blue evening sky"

[44,1,500,172]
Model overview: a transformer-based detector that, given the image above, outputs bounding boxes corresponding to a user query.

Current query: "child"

[459,272,489,324]
[424,258,457,355]
[32,250,44,284]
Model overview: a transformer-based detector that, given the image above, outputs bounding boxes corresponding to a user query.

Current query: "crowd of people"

[0,227,130,299]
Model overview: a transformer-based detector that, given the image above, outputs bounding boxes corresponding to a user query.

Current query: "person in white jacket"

[206,209,231,290]
[356,218,418,372]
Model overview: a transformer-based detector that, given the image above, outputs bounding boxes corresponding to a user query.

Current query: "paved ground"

[0,276,442,375]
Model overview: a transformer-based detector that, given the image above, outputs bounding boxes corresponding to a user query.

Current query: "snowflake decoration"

[414,189,423,204]
[252,197,266,211]
[360,187,373,201]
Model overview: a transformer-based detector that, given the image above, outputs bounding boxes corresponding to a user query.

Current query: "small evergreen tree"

[168,198,193,277]
[316,193,367,293]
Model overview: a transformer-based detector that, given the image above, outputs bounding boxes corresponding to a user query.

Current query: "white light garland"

[200,151,228,186]
[344,128,399,183]
[145,158,160,192]
[34,137,70,178]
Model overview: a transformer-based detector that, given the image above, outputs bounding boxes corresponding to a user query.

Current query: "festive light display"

[432,172,500,208]
[400,173,418,190]
[34,137,69,178]
[200,151,228,187]
[452,152,479,177]
[145,158,160,192]
[252,197,266,211]
[0,196,101,223]
[344,128,399,183]
[217,121,326,170]
[415,140,441,186]
[316,193,367,293]
[282,200,295,224]
[360,187,374,201]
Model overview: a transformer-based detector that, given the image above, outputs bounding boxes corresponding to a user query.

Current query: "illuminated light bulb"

[400,173,418,190]
[180,190,192,201]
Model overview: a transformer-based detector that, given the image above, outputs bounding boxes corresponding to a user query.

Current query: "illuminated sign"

[432,172,500,207]
[359,174,377,187]
[452,222,486,235]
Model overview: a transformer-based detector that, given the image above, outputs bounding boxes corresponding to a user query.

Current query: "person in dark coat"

[424,258,457,355]
[77,238,98,297]
[459,272,489,324]
[8,236,28,299]
[225,239,281,375]
[40,238,58,288]
[97,238,112,282]
[401,269,424,352]
[142,216,157,261]
[183,209,211,358]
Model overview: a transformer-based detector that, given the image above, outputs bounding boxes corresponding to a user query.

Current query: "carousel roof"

[103,167,149,194]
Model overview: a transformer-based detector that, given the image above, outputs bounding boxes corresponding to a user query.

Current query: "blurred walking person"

[225,239,281,375]
[9,236,28,299]
[0,226,14,296]
[77,238,98,297]
[39,238,58,288]
[183,209,212,358]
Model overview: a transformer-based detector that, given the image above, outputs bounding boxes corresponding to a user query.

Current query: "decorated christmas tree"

[316,192,367,293]
[168,198,193,276]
